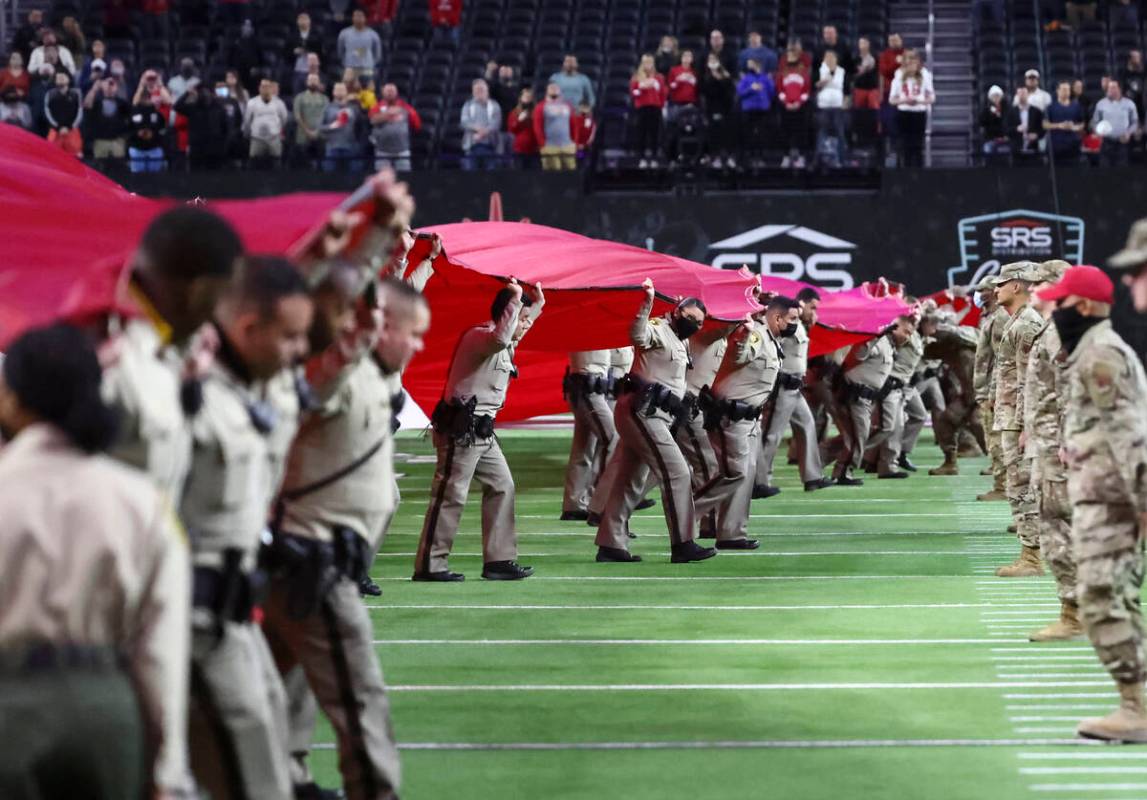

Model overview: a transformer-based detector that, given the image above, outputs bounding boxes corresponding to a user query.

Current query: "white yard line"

[382,681,1114,692]
[377,575,992,582]
[1029,783,1147,792]
[371,638,1024,646]
[308,737,1092,752]
[369,602,1047,611]
[1019,754,1147,761]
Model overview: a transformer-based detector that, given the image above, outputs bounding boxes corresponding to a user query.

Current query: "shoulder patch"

[749,332,762,344]
[650,318,661,326]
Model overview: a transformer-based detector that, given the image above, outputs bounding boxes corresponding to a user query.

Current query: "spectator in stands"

[127,90,166,172]
[777,42,811,168]
[740,31,778,75]
[79,45,107,92]
[1066,0,1097,27]
[550,55,596,108]
[630,54,667,168]
[1045,80,1085,163]
[370,83,421,171]
[140,1,172,41]
[12,10,44,64]
[339,10,383,81]
[321,81,363,171]
[134,70,173,110]
[1092,78,1139,166]
[175,79,234,170]
[738,58,775,162]
[289,13,325,79]
[357,75,379,112]
[84,76,130,161]
[330,0,356,23]
[108,60,131,101]
[534,83,577,171]
[167,59,199,103]
[30,63,56,132]
[656,37,681,77]
[815,50,847,166]
[227,20,265,96]
[573,100,596,161]
[508,88,539,166]
[29,32,76,78]
[816,26,855,84]
[0,53,31,102]
[853,38,880,110]
[668,50,700,111]
[1007,85,1045,159]
[701,51,736,168]
[888,49,934,167]
[295,53,324,96]
[1120,50,1145,118]
[488,64,520,127]
[225,70,250,111]
[1071,78,1093,118]
[0,87,33,129]
[1018,69,1052,111]
[980,84,1010,159]
[431,0,464,43]
[293,74,330,167]
[244,79,288,165]
[705,30,737,76]
[878,33,905,100]
[1111,0,1140,30]
[59,17,86,70]
[461,78,502,169]
[45,71,82,156]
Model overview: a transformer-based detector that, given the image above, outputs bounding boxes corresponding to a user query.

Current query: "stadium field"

[309,428,1130,800]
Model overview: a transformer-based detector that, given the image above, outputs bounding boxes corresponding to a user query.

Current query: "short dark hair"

[796,287,821,304]
[767,295,800,314]
[491,286,532,321]
[677,297,707,315]
[233,255,310,319]
[140,207,243,280]
[380,276,429,319]
[3,323,119,453]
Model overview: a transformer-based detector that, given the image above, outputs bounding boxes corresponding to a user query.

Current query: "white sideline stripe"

[994,648,1096,653]
[984,611,1067,616]
[998,674,1106,679]
[518,513,1004,519]
[374,550,1007,557]
[993,657,1102,662]
[370,602,1036,611]
[1022,768,1147,775]
[1020,754,1147,760]
[378,575,991,582]
[997,666,1105,672]
[371,638,1024,646]
[388,530,1021,539]
[1029,784,1147,792]
[381,681,1113,692]
[1012,727,1078,734]
[1011,717,1099,722]
[1008,706,1113,711]
[1005,694,1116,699]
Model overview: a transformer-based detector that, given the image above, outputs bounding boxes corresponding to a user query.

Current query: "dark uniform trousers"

[757,387,823,486]
[709,418,761,540]
[414,431,518,574]
[264,577,401,800]
[562,392,617,514]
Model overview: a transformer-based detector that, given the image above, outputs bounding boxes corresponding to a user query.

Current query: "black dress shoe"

[482,560,534,580]
[715,538,760,550]
[635,498,657,511]
[586,512,602,526]
[698,529,716,539]
[560,510,590,521]
[411,570,465,582]
[671,540,719,563]
[358,576,382,596]
[897,455,918,472]
[862,461,878,474]
[752,485,781,499]
[804,478,834,491]
[596,546,642,562]
[878,471,909,479]
[835,476,864,486]
[294,782,345,800]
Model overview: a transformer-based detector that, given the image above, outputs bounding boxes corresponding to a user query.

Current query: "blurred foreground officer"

[0,324,191,799]
[1037,266,1147,742]
[560,349,615,520]
[1109,217,1147,313]
[829,321,901,486]
[102,207,244,497]
[974,277,1009,500]
[182,258,314,800]
[414,280,544,581]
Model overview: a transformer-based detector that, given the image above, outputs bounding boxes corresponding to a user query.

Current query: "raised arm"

[630,278,663,350]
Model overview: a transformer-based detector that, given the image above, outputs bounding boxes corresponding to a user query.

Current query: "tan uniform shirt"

[630,297,690,398]
[1023,320,1067,464]
[974,306,1008,404]
[712,325,782,405]
[0,424,190,792]
[890,330,924,383]
[993,304,1044,431]
[102,317,192,500]
[845,335,896,391]
[609,347,634,381]
[686,325,731,395]
[569,349,611,376]
[266,368,303,497]
[780,321,810,375]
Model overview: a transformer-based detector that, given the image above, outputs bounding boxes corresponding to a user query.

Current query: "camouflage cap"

[1037,259,1071,284]
[1108,218,1147,270]
[989,260,1042,286]
[974,275,997,293]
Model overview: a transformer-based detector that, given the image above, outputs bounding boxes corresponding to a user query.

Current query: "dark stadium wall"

[113,168,1147,353]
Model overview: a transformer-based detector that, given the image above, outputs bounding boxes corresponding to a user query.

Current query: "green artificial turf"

[306,428,1139,799]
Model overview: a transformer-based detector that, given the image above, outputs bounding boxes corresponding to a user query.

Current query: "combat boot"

[995,545,1044,577]
[977,489,1008,501]
[929,452,960,476]
[1029,602,1085,642]
[1078,682,1147,743]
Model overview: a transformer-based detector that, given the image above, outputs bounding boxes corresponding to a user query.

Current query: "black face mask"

[1051,306,1103,354]
[782,322,799,338]
[671,315,701,340]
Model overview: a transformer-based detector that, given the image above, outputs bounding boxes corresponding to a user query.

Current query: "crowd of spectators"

[617,26,935,169]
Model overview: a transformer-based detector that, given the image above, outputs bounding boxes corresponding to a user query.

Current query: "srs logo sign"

[707,224,857,290]
[946,209,1085,288]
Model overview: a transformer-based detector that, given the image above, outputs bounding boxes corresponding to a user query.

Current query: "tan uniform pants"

[869,388,906,473]
[934,395,981,456]
[981,401,1007,492]
[189,621,292,800]
[1036,453,1076,604]
[709,417,761,541]
[757,387,823,486]
[562,392,616,514]
[1001,428,1039,548]
[414,432,518,574]
[834,395,891,478]
[675,411,720,536]
[899,385,929,456]
[264,577,400,800]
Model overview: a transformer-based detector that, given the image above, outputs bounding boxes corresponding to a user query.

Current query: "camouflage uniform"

[974,306,1009,495]
[1064,320,1147,688]
[925,321,982,474]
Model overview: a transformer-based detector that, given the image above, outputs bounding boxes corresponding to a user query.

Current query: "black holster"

[779,372,804,391]
[193,548,268,637]
[845,381,878,402]
[431,397,494,444]
[877,376,905,401]
[268,527,371,620]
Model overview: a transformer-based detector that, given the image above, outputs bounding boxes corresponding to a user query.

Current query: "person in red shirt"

[507,87,540,165]
[668,50,699,107]
[573,99,596,161]
[630,53,668,167]
[878,33,905,101]
[776,44,811,168]
[431,0,463,42]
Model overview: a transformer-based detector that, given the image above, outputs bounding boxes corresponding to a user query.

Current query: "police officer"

[830,320,902,486]
[1023,260,1079,641]
[708,296,798,547]
[974,277,1009,501]
[755,287,832,495]
[560,349,615,521]
[1109,217,1147,313]
[1037,265,1147,742]
[868,314,921,479]
[181,258,314,800]
[989,261,1045,578]
[414,280,544,581]
[594,279,732,563]
[923,314,982,476]
[0,324,191,800]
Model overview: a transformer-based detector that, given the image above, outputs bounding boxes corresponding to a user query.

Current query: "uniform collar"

[1064,318,1112,366]
[0,422,75,461]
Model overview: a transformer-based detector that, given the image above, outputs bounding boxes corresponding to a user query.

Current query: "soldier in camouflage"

[990,261,1046,578]
[1109,217,1147,313]
[1037,265,1147,742]
[973,277,1009,502]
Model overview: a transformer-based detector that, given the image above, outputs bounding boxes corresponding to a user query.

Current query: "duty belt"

[617,374,686,420]
[562,371,609,405]
[431,397,495,444]
[268,527,373,619]
[192,548,268,626]
[911,367,940,385]
[877,376,905,400]
[778,372,804,391]
[0,643,123,674]
[845,380,879,402]
[704,397,766,431]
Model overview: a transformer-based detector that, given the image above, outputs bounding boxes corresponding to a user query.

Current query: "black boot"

[358,576,382,597]
[752,485,781,499]
[715,538,760,550]
[482,560,535,580]
[635,498,657,511]
[411,570,465,582]
[897,455,917,472]
[804,477,835,491]
[596,546,642,562]
[560,509,589,521]
[671,540,718,563]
